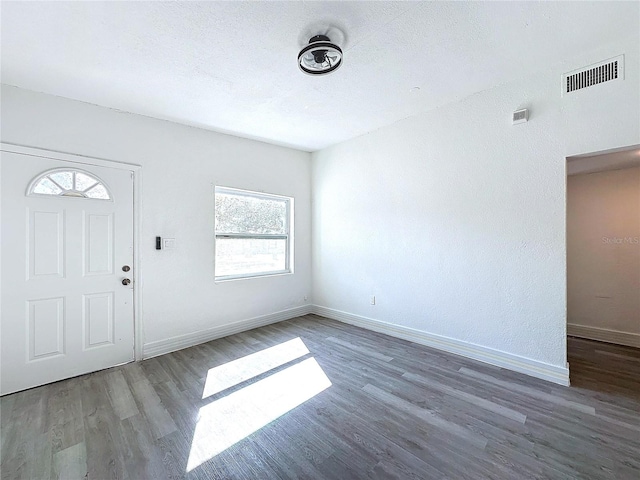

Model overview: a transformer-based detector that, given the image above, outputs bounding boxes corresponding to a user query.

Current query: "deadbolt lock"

[122,265,131,272]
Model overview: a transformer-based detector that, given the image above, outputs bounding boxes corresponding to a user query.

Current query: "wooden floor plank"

[105,370,139,421]
[402,371,528,424]
[1,318,639,479]
[52,442,86,480]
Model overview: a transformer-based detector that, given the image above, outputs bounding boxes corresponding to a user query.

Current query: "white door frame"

[1,142,144,361]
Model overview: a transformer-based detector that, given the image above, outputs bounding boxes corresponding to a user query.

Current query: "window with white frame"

[28,169,111,200]
[215,187,292,280]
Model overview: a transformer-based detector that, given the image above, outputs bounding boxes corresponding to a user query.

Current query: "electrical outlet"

[304,295,308,301]
[370,295,376,305]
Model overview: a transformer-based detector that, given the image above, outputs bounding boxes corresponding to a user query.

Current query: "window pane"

[215,193,286,234]
[49,171,73,190]
[215,238,286,277]
[32,178,63,195]
[28,169,112,200]
[85,184,110,199]
[76,172,99,191]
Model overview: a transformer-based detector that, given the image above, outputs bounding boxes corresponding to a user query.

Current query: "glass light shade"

[298,38,343,75]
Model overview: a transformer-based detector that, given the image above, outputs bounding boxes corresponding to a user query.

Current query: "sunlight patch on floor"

[187,356,331,471]
[202,337,310,399]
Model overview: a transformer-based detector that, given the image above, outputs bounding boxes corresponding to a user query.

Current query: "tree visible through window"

[215,187,292,280]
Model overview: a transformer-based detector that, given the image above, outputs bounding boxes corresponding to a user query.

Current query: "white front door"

[1,151,135,395]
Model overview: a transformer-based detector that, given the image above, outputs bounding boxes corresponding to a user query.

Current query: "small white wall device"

[512,109,529,125]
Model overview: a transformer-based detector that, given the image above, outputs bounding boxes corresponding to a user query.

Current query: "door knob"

[122,278,131,286]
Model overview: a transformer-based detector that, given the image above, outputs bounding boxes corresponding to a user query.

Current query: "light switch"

[163,238,176,249]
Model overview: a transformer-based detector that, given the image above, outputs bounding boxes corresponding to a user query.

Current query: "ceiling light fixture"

[298,35,343,76]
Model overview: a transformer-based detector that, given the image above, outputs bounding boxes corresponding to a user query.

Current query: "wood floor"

[1,314,639,479]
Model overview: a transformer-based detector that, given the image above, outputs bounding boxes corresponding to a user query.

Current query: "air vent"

[562,55,624,95]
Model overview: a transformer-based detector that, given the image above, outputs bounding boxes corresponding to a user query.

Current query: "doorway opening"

[566,144,640,392]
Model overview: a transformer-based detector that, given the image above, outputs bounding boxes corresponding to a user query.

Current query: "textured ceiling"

[1,1,638,151]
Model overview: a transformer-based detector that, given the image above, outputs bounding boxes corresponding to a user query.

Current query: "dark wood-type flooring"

[1,314,639,479]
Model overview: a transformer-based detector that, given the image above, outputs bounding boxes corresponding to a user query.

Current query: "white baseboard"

[311,305,570,386]
[143,305,313,359]
[568,323,640,348]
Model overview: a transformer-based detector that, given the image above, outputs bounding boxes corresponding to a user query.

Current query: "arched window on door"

[27,169,112,200]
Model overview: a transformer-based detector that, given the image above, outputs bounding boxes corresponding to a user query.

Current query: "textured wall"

[1,85,312,346]
[568,167,640,334]
[312,35,640,369]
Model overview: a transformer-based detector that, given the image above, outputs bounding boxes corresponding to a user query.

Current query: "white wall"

[2,34,638,384]
[567,166,640,344]
[1,85,312,352]
[312,34,640,380]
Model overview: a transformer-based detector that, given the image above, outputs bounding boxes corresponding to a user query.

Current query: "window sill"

[214,270,292,283]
